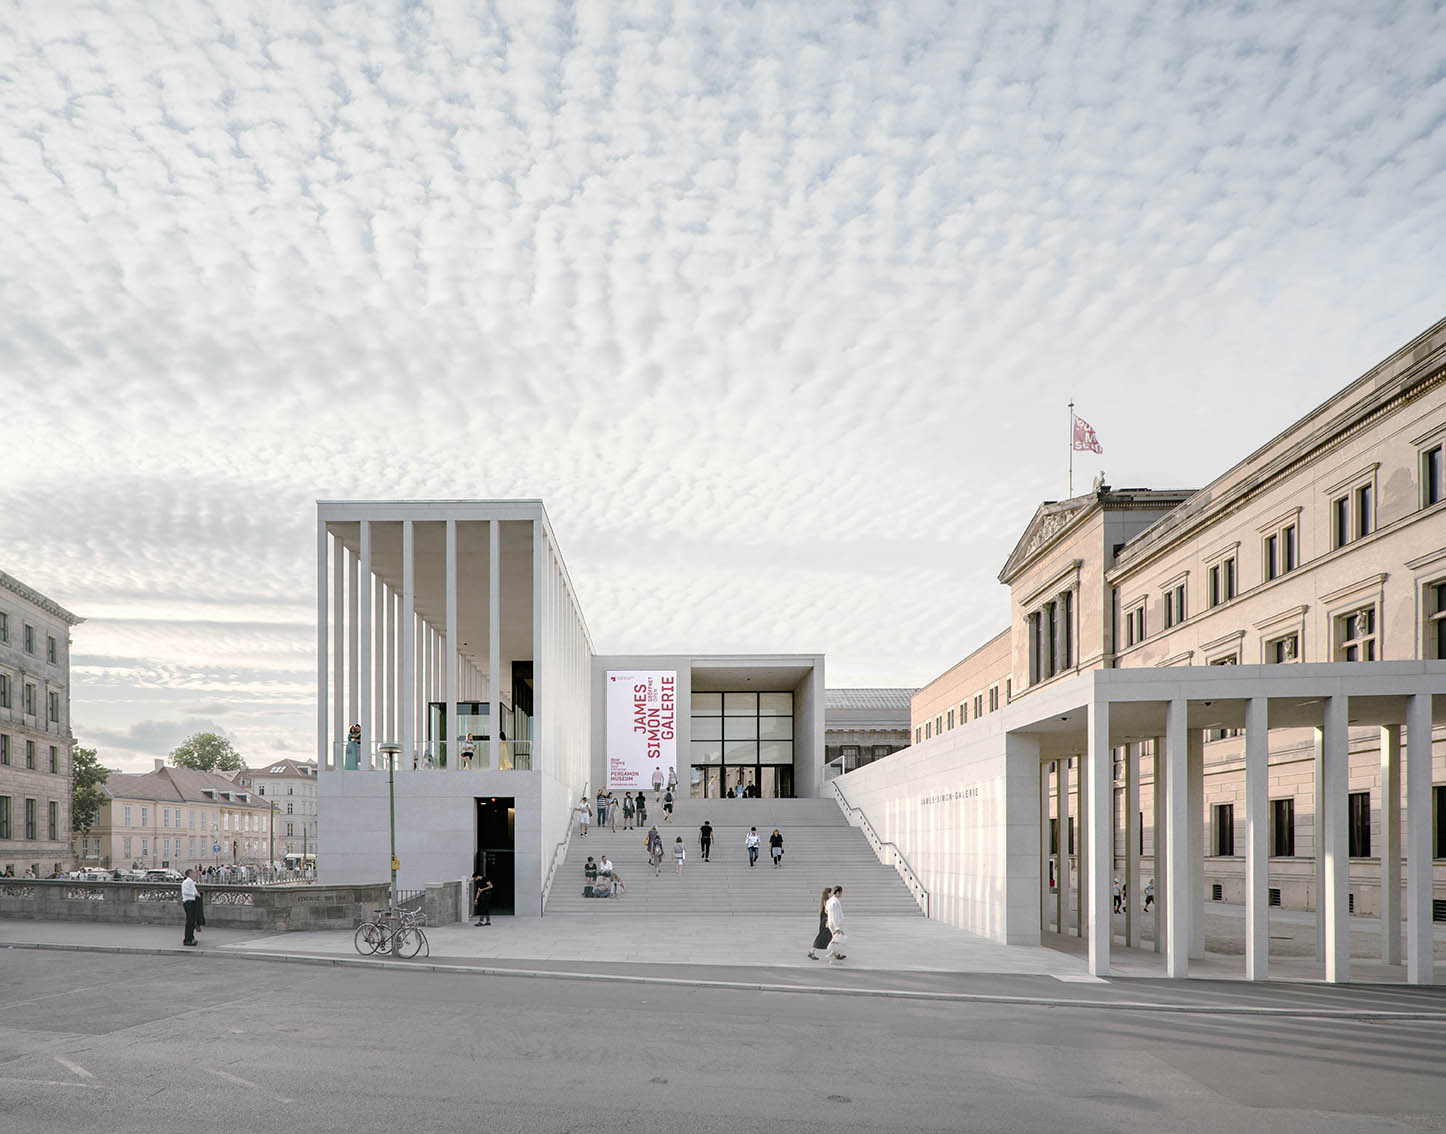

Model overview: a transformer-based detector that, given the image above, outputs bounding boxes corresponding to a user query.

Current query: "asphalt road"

[2,951,1445,1133]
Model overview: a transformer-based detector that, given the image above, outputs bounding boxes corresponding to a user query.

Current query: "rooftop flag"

[1072,412,1103,454]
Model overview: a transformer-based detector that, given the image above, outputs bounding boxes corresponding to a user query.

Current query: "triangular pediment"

[998,496,1094,583]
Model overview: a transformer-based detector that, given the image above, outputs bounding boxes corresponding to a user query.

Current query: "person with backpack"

[647,826,664,875]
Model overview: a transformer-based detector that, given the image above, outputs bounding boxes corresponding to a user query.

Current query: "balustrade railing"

[332,739,534,772]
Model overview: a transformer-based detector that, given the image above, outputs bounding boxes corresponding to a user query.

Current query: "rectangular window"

[1062,590,1073,669]
[935,714,943,735]
[1338,607,1377,662]
[49,746,57,773]
[989,686,999,712]
[0,735,7,765]
[1264,533,1278,581]
[47,691,59,723]
[0,674,8,708]
[0,796,9,839]
[23,624,35,654]
[924,721,931,740]
[1333,496,1350,549]
[1271,798,1295,857]
[0,612,6,641]
[140,807,148,827]
[1049,817,1058,855]
[946,709,955,730]
[1267,633,1299,664]
[974,694,983,718]
[914,727,921,744]
[1424,444,1444,508]
[1208,564,1220,607]
[1435,785,1446,859]
[25,741,35,770]
[23,683,36,715]
[162,808,170,829]
[1349,791,1371,858]
[1164,582,1187,627]
[1224,557,1236,601]
[123,836,131,858]
[49,801,57,840]
[1213,803,1235,856]
[47,635,57,664]
[1427,580,1446,661]
[24,798,36,840]
[1355,483,1373,539]
[1005,678,1011,701]
[141,838,148,857]
[286,802,294,815]
[1282,524,1297,572]
[123,805,132,827]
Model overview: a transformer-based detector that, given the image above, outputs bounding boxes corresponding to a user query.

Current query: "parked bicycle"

[353,906,429,958]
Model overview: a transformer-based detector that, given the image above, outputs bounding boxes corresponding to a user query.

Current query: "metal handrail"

[830,779,931,919]
[539,808,576,915]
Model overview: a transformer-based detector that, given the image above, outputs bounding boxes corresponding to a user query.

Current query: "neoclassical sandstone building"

[837,314,1446,983]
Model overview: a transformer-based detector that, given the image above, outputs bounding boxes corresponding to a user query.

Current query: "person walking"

[635,792,648,827]
[673,836,686,876]
[699,820,713,861]
[807,887,833,960]
[667,766,678,796]
[1143,878,1155,912]
[647,826,664,875]
[180,869,200,946]
[769,828,784,868]
[746,827,761,868]
[824,886,847,962]
[607,792,618,833]
[473,872,493,926]
[1112,878,1122,914]
[652,766,665,800]
[576,796,592,836]
[623,792,635,830]
[662,789,674,822]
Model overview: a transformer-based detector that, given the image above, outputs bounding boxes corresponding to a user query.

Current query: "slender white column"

[347,545,359,740]
[1040,761,1052,937]
[446,519,458,773]
[1322,695,1350,983]
[1153,738,1168,957]
[1125,741,1139,947]
[422,621,432,754]
[489,519,501,771]
[1188,725,1205,960]
[316,517,328,769]
[1077,752,1088,939]
[333,534,344,765]
[1405,692,1434,985]
[1312,726,1325,961]
[1055,758,1066,934]
[1245,697,1269,980]
[1380,724,1402,966]
[385,587,396,744]
[375,572,387,746]
[533,520,543,775]
[401,521,415,761]
[1087,699,1112,976]
[359,522,372,768]
[1164,701,1190,978]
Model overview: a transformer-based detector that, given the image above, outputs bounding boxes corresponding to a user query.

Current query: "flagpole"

[1068,399,1074,497]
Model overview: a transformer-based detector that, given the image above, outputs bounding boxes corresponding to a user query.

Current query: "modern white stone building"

[314,501,825,914]
[0,570,82,878]
[837,313,1446,984]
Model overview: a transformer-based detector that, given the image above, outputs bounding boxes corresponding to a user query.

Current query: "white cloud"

[1,1,1442,769]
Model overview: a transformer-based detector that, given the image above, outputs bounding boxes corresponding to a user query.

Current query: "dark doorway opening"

[475,797,516,916]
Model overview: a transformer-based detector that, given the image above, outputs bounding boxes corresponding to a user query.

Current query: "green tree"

[169,731,243,773]
[71,745,109,835]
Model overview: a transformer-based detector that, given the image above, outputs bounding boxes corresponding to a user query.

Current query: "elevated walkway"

[545,797,923,916]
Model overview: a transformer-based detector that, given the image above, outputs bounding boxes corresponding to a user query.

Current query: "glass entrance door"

[691,766,720,798]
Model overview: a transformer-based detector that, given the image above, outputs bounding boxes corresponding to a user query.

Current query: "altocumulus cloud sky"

[2,1,1443,771]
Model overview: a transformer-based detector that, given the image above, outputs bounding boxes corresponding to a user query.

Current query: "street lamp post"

[269,801,276,880]
[378,742,402,958]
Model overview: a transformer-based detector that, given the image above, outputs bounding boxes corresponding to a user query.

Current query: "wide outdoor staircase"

[544,796,922,915]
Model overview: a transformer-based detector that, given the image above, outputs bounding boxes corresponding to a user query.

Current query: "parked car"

[143,868,185,882]
[112,869,147,882]
[78,870,111,882]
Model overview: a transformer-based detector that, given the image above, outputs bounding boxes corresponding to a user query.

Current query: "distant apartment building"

[82,763,278,870]
[825,688,914,774]
[233,758,318,860]
[0,570,82,877]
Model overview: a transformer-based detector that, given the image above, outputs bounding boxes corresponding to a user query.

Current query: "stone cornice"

[0,571,83,626]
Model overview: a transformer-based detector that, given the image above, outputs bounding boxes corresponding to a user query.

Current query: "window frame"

[1348,790,1371,858]
[1270,797,1295,857]
[1326,462,1380,550]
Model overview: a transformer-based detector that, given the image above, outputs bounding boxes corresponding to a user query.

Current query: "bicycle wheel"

[394,926,424,959]
[354,922,382,955]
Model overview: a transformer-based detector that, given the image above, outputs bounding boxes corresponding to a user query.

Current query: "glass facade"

[689,690,794,797]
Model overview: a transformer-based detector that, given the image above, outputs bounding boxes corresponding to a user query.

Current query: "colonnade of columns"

[316,519,507,772]
[1043,692,1435,985]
